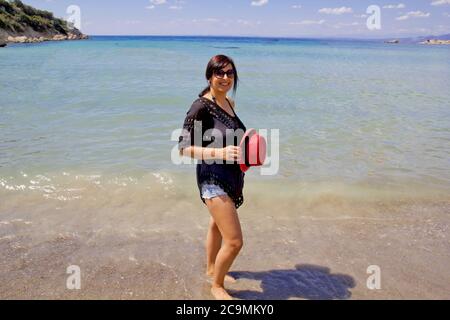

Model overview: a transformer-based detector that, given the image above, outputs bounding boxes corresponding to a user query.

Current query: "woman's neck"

[209,87,227,103]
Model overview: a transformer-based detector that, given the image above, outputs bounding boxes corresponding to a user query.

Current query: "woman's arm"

[180,145,240,161]
[179,146,223,161]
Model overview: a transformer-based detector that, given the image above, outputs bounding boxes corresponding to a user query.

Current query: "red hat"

[239,128,267,172]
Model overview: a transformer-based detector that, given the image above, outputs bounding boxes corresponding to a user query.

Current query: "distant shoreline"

[72,34,450,45]
[419,39,450,45]
[3,34,450,48]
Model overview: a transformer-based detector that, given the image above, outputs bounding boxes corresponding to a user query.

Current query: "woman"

[178,55,247,300]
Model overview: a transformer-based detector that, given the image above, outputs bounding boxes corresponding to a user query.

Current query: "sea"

[0,36,449,299]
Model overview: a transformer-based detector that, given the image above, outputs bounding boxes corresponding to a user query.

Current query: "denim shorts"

[201,183,227,200]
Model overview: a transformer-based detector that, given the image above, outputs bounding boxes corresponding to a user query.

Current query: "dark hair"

[199,55,239,98]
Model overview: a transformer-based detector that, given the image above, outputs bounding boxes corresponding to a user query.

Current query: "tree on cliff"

[0,0,81,37]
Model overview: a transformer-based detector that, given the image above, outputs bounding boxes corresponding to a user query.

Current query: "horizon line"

[84,33,449,40]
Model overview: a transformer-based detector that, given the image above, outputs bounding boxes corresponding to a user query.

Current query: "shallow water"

[1,36,449,187]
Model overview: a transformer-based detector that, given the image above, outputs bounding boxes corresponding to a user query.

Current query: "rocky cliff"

[0,0,87,47]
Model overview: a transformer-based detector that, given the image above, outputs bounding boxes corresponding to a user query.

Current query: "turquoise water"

[1,36,449,206]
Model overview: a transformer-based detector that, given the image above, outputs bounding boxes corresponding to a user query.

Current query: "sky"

[22,0,450,38]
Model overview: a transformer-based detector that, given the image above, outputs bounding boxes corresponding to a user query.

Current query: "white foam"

[35,175,51,182]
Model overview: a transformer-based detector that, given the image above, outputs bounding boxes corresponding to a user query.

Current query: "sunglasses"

[214,69,235,79]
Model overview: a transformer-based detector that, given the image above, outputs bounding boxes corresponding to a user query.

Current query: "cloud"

[192,18,219,23]
[146,0,183,10]
[431,0,450,6]
[396,11,431,20]
[237,19,262,27]
[123,20,142,25]
[290,19,325,25]
[291,5,302,9]
[251,0,268,6]
[383,4,405,9]
[191,18,261,28]
[150,0,167,4]
[396,27,430,33]
[318,7,353,15]
[332,22,361,29]
[237,19,251,26]
[146,0,166,9]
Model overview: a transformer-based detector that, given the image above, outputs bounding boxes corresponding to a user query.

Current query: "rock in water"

[385,39,400,44]
[420,39,450,45]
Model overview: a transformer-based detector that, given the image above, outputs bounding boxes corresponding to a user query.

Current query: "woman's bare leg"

[205,217,237,283]
[206,216,222,275]
[205,195,243,300]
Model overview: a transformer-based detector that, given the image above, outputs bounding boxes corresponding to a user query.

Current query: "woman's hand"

[222,146,241,162]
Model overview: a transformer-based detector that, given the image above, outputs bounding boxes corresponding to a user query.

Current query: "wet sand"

[1,183,449,300]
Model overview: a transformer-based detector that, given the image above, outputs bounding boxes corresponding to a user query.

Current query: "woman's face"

[210,64,234,94]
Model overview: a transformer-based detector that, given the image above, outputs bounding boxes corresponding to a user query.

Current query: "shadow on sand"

[228,264,356,300]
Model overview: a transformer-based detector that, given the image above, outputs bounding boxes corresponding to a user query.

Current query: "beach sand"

[1,176,449,300]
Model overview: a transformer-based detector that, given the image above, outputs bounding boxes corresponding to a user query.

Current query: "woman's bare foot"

[206,272,237,283]
[211,285,233,300]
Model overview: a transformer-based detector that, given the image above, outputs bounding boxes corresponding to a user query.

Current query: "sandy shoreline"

[1,193,449,300]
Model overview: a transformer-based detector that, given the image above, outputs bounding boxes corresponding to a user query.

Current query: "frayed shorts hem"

[201,183,227,200]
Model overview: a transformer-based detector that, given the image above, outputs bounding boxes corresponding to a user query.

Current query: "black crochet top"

[178,96,247,209]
